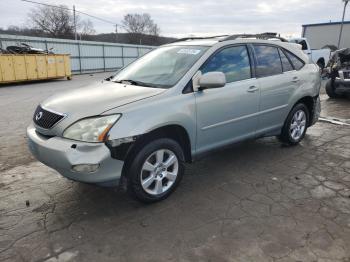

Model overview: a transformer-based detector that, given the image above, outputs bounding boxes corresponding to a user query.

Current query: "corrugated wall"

[0,34,154,74]
[303,24,350,49]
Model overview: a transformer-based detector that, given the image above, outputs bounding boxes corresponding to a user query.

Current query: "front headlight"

[63,114,121,143]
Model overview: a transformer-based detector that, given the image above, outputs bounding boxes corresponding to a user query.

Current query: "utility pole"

[115,24,118,43]
[338,0,349,48]
[73,5,77,41]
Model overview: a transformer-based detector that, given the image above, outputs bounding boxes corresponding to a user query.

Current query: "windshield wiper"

[114,79,154,87]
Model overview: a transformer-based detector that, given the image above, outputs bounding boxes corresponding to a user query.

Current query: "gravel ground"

[0,74,349,262]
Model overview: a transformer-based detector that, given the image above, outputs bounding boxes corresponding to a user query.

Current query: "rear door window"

[253,45,283,77]
[284,50,305,70]
[279,49,294,72]
[201,45,251,83]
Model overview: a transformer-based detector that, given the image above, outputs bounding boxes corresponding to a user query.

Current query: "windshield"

[112,45,209,88]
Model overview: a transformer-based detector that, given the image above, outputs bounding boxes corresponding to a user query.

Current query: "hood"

[41,81,166,119]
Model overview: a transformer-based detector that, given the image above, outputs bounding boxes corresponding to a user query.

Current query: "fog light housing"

[72,164,100,173]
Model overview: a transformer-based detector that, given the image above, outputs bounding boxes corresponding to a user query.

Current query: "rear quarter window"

[279,49,294,72]
[284,50,305,70]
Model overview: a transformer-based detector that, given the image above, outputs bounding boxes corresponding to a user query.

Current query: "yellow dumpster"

[0,54,72,84]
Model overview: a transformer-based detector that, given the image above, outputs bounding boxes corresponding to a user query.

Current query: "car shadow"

[48,136,302,228]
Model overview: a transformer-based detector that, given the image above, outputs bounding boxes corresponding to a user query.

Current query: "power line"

[21,0,122,26]
[22,0,70,10]
[76,10,119,26]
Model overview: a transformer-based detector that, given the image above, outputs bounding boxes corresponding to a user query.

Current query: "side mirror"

[198,72,226,90]
[104,75,115,81]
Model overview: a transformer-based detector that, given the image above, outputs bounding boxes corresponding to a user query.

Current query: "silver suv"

[27,35,321,202]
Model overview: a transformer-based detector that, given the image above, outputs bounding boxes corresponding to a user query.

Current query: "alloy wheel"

[290,110,306,141]
[140,149,179,196]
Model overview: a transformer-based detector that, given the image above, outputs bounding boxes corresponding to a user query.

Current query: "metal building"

[302,21,350,49]
[0,34,154,74]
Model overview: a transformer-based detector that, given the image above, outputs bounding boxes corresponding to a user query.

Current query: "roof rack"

[219,33,288,42]
[170,35,229,43]
[170,33,288,44]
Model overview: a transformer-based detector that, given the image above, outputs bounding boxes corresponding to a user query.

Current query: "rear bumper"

[27,125,124,184]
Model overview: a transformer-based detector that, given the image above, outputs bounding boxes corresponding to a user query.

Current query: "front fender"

[105,93,197,154]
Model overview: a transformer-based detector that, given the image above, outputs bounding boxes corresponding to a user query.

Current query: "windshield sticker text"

[177,49,201,55]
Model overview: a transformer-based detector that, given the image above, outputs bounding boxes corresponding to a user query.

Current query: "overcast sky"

[0,0,349,38]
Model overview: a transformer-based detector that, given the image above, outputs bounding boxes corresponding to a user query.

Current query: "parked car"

[27,35,321,202]
[325,48,350,98]
[289,37,331,69]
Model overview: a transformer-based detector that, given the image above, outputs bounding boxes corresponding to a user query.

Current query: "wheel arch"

[120,124,193,181]
[138,124,193,163]
[292,96,315,126]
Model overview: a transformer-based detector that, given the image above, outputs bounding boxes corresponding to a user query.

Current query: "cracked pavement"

[0,74,350,262]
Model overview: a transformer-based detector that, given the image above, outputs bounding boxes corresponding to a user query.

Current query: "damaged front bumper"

[27,124,124,184]
[335,70,350,89]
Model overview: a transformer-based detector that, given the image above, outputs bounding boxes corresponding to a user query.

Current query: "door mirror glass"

[198,72,226,90]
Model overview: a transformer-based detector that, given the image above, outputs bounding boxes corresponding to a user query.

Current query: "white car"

[290,38,331,69]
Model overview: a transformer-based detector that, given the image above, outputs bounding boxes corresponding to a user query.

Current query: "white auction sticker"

[177,49,201,55]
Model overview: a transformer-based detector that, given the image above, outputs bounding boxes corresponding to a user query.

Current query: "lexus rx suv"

[27,35,321,202]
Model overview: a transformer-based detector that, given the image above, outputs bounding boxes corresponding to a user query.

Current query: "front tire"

[279,103,309,145]
[126,138,185,203]
[325,79,340,98]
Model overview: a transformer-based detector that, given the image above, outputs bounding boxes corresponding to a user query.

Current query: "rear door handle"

[247,86,259,93]
[292,77,300,83]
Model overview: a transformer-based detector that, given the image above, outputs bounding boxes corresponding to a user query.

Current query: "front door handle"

[292,77,300,83]
[247,86,259,93]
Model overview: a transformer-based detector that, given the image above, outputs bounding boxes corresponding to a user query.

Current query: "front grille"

[343,71,350,79]
[33,106,65,129]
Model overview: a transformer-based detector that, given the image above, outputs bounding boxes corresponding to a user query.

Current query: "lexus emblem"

[35,111,43,121]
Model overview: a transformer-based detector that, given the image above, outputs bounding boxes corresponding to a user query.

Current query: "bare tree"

[122,13,160,36]
[27,5,95,39]
[7,25,21,32]
[81,19,96,37]
[149,24,160,37]
[28,5,75,38]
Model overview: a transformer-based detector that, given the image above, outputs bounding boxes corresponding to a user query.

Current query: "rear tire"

[317,60,325,70]
[126,138,185,203]
[325,79,340,98]
[279,103,309,146]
